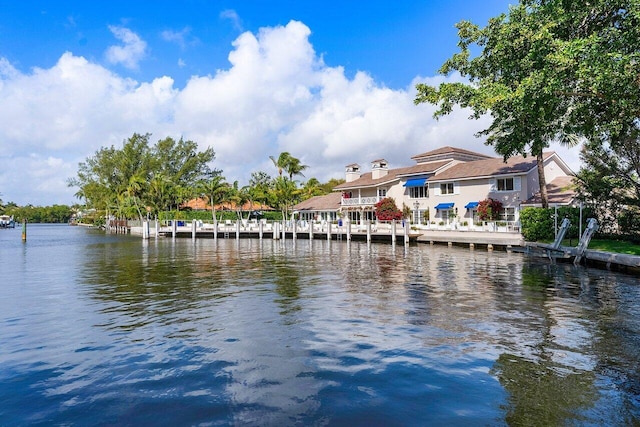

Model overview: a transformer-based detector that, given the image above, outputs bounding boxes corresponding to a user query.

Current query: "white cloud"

[105,26,147,70]
[161,27,193,49]
[0,19,581,206]
[220,9,243,32]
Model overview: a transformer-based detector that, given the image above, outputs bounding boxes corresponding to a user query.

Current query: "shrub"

[478,198,503,221]
[519,207,554,241]
[374,198,403,221]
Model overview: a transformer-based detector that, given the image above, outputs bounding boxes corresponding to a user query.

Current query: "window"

[377,188,387,198]
[410,186,428,198]
[440,183,454,195]
[497,177,514,191]
[499,207,516,221]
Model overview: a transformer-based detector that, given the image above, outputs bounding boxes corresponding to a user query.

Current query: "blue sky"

[0,1,580,206]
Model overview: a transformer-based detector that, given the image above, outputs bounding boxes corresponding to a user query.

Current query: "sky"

[0,1,582,206]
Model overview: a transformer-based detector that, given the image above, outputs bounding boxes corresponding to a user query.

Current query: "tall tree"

[198,173,230,223]
[414,0,638,208]
[270,152,292,177]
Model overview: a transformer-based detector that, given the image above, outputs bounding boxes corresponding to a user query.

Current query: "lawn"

[560,238,640,255]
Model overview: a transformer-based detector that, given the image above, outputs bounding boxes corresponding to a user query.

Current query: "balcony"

[341,196,379,207]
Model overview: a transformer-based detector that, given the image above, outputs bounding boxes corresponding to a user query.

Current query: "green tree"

[272,176,300,219]
[414,0,638,208]
[198,173,230,223]
[248,171,273,210]
[300,178,324,200]
[270,152,308,179]
[576,139,640,236]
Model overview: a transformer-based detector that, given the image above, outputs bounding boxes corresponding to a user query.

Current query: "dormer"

[371,159,388,180]
[345,163,361,183]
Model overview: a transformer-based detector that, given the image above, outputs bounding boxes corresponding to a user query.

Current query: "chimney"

[371,159,388,180]
[345,163,361,183]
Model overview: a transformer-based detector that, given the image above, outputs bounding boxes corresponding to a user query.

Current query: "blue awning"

[434,202,454,210]
[403,178,427,188]
[464,201,479,209]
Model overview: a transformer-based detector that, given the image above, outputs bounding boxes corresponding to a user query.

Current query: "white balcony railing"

[341,196,379,206]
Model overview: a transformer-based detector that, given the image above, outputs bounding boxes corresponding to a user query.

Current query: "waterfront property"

[294,146,575,230]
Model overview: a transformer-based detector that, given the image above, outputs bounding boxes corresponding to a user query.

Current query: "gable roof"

[428,152,556,182]
[523,175,577,206]
[333,160,452,190]
[293,192,342,211]
[411,146,493,162]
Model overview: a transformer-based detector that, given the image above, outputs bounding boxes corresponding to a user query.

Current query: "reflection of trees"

[267,257,302,316]
[491,353,597,425]
[490,262,601,425]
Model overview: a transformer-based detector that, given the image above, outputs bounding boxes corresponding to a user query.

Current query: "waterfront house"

[294,146,574,229]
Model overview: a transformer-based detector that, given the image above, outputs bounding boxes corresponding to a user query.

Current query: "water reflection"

[1,226,638,425]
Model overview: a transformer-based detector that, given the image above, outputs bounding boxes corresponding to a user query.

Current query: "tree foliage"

[68,133,215,219]
[415,0,640,208]
[576,138,640,236]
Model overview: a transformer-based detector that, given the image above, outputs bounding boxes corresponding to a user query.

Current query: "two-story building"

[293,146,575,227]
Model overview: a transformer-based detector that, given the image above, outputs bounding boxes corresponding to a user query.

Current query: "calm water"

[0,224,639,426]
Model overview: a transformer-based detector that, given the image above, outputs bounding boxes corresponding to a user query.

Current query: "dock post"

[346,220,351,241]
[236,220,240,240]
[143,220,149,239]
[155,219,159,238]
[293,220,297,241]
[309,221,314,240]
[366,220,372,244]
[469,243,475,250]
[327,222,332,241]
[404,220,409,245]
[487,244,494,252]
[22,219,27,242]
[281,220,286,240]
[259,220,263,240]
[273,221,278,240]
[172,220,177,238]
[214,221,218,241]
[391,220,397,244]
[192,219,197,240]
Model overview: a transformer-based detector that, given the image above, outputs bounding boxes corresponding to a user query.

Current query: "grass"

[560,238,640,255]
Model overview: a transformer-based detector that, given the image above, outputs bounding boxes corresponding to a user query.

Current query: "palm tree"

[199,174,230,224]
[270,152,292,177]
[284,156,309,180]
[301,178,324,200]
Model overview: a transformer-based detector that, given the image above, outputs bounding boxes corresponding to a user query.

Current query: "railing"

[341,196,379,206]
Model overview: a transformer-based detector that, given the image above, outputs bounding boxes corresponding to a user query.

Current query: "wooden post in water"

[309,221,313,240]
[273,221,278,240]
[214,221,218,241]
[259,220,263,240]
[155,219,159,238]
[327,221,332,241]
[236,220,240,240]
[366,220,372,244]
[403,220,409,245]
[22,219,27,242]
[281,220,286,241]
[172,220,177,238]
[192,219,197,240]
[391,220,397,244]
[293,219,297,241]
[346,220,351,241]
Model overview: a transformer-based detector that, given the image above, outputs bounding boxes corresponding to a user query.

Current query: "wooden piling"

[22,219,27,242]
[391,220,397,244]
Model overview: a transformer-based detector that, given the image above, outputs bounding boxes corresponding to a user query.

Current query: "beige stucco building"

[294,146,575,228]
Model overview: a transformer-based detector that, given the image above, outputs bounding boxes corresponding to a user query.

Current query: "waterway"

[1,224,639,426]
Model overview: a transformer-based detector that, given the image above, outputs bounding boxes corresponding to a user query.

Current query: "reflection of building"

[294,146,575,226]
